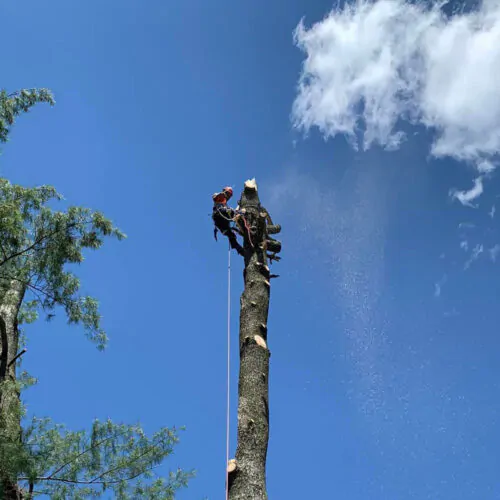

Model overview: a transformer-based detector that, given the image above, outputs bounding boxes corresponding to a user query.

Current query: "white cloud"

[460,240,468,251]
[477,160,496,174]
[443,308,460,318]
[292,0,500,173]
[434,274,447,298]
[489,204,496,218]
[464,243,484,269]
[489,244,500,262]
[449,176,484,207]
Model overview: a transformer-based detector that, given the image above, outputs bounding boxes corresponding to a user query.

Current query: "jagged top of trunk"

[244,178,257,191]
[239,178,261,210]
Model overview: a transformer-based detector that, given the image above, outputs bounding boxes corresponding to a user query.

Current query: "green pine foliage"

[0,178,125,349]
[0,89,193,498]
[0,89,54,143]
[15,418,193,499]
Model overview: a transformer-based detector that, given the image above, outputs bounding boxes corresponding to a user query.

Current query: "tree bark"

[0,279,26,499]
[228,179,281,500]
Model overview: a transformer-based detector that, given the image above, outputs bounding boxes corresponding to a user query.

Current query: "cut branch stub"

[254,335,267,349]
[265,239,281,254]
[227,459,238,493]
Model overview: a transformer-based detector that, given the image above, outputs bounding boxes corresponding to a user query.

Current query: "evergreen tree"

[0,89,193,499]
[0,89,54,144]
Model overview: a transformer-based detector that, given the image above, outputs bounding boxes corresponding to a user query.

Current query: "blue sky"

[2,0,500,498]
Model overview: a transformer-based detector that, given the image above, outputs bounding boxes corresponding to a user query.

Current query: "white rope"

[225,243,231,500]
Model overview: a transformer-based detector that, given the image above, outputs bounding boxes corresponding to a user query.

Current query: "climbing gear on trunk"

[212,204,244,256]
[211,187,254,254]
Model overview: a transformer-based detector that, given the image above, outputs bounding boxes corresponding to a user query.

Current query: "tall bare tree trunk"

[227,179,281,500]
[0,279,26,499]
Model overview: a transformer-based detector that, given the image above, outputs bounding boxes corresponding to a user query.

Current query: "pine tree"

[0,89,54,143]
[227,179,282,500]
[0,89,193,499]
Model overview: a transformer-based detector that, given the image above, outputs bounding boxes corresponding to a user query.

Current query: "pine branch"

[20,465,160,486]
[7,348,27,368]
[0,222,80,268]
[0,275,62,307]
[0,273,85,315]
[89,442,161,483]
[46,429,131,480]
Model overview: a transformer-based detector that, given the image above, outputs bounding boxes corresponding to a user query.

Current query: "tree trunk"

[0,279,26,499]
[228,179,281,500]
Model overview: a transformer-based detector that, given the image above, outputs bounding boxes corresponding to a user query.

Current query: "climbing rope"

[240,215,254,248]
[225,242,231,500]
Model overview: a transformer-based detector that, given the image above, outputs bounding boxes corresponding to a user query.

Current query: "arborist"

[212,186,244,256]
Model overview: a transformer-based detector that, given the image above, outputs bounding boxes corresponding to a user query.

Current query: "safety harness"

[213,203,254,248]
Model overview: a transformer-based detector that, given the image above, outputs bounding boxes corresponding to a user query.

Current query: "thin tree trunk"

[228,179,281,500]
[0,279,26,499]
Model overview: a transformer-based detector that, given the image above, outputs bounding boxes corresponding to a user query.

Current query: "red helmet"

[223,186,233,197]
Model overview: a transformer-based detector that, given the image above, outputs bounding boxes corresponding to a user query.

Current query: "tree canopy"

[0,89,193,499]
[0,89,54,144]
[0,178,125,349]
